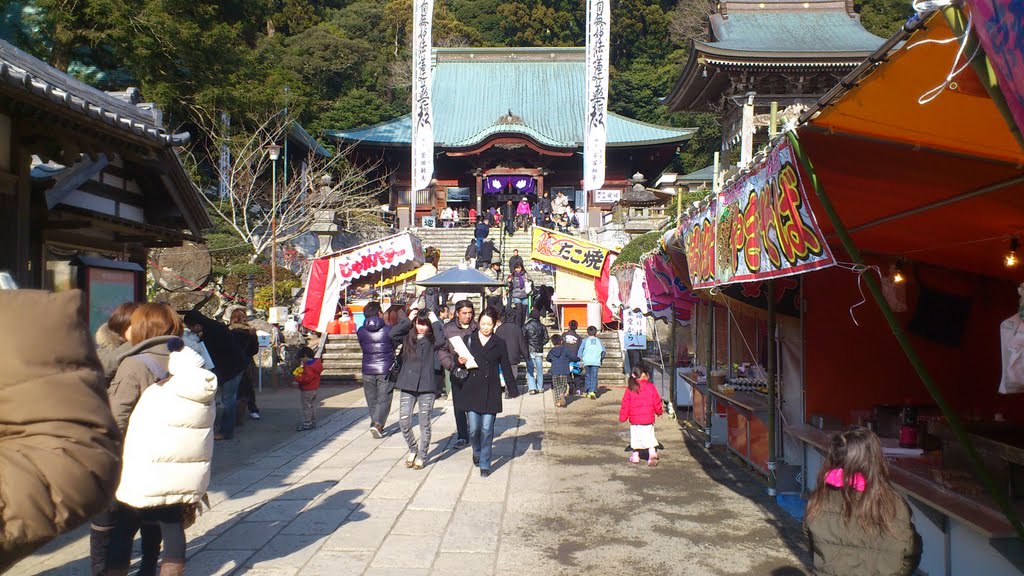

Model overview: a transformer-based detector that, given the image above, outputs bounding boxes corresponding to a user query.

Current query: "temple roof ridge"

[326,48,694,150]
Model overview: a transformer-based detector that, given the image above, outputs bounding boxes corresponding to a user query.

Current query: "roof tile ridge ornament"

[497,109,525,125]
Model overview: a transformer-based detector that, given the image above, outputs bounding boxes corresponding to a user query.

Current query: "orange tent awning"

[807,11,1024,166]
[795,12,1024,282]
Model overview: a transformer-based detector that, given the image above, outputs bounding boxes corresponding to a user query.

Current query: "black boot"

[89,525,112,576]
[136,523,162,576]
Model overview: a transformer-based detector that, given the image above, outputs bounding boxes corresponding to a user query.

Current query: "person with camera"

[388,306,445,470]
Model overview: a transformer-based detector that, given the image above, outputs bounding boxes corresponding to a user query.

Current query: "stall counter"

[711,388,770,475]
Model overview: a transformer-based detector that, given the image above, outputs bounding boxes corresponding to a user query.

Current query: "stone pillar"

[741,98,755,167]
[311,209,339,257]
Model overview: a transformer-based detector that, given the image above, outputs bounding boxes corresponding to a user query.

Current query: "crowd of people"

[86,302,279,574]
[429,191,581,235]
[356,292,613,476]
[0,286,923,576]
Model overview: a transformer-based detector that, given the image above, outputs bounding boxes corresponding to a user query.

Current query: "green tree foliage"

[855,0,914,37]
[2,0,911,189]
[614,230,663,267]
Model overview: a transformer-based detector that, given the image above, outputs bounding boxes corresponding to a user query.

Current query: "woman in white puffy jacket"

[108,338,217,576]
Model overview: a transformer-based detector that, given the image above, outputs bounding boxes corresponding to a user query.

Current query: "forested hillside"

[1,0,911,173]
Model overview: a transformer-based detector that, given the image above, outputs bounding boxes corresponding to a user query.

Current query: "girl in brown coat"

[804,427,921,576]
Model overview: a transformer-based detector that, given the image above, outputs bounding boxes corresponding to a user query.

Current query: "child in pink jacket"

[619,362,663,466]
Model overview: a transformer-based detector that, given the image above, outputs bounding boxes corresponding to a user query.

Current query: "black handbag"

[387,344,403,383]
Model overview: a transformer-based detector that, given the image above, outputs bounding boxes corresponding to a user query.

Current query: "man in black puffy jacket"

[183,310,247,440]
[357,301,395,438]
[523,309,549,395]
[437,300,476,447]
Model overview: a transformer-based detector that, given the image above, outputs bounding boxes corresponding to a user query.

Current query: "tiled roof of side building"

[325,48,695,149]
[0,39,189,146]
[702,11,887,57]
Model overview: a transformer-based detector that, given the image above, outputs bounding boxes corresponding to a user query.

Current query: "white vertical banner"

[584,0,610,192]
[411,0,435,208]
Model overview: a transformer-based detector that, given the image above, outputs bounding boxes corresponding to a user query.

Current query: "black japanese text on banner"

[584,0,610,192]
[411,0,434,195]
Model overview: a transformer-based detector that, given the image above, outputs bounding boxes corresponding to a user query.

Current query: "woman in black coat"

[390,308,445,470]
[453,307,517,477]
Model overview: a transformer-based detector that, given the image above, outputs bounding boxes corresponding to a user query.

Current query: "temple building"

[663,0,886,162]
[327,47,696,228]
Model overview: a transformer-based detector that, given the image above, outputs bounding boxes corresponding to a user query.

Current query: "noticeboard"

[84,267,138,335]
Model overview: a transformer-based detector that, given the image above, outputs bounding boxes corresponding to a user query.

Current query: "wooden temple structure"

[663,0,887,162]
[0,40,208,322]
[327,47,696,227]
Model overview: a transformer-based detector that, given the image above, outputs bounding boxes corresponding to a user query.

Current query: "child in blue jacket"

[577,326,606,399]
[546,334,580,408]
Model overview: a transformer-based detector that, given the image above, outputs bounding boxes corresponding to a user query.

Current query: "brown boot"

[159,560,185,576]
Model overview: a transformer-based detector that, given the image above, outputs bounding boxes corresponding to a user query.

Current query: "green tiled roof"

[702,11,886,56]
[326,48,694,149]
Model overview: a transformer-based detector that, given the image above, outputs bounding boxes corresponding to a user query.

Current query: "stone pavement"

[9,384,809,576]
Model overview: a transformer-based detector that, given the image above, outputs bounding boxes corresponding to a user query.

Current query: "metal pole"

[787,131,1024,541]
[767,101,779,496]
[712,152,720,194]
[270,159,279,390]
[705,299,715,447]
[766,280,777,496]
[271,159,278,309]
[411,186,418,228]
[670,304,678,410]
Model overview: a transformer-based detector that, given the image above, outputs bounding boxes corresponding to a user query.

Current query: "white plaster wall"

[950,521,1020,576]
[906,497,946,576]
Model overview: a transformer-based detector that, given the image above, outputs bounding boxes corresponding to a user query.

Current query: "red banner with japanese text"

[680,198,718,290]
[715,139,834,284]
[679,140,833,288]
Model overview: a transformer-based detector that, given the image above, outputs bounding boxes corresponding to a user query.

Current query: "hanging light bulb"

[1006,238,1020,268]
[892,259,906,284]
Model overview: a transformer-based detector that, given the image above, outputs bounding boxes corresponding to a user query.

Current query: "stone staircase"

[321,331,625,389]
[412,226,555,286]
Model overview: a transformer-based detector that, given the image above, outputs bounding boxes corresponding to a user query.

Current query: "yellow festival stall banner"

[531,227,609,277]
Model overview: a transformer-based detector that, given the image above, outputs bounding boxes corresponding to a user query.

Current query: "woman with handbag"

[389,307,446,469]
[453,307,517,477]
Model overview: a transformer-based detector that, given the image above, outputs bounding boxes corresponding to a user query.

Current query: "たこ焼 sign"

[531,227,610,277]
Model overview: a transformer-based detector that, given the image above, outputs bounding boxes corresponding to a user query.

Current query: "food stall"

[661,6,1024,573]
[530,226,615,330]
[300,231,424,333]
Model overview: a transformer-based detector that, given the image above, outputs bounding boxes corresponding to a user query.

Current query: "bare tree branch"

[184,111,392,264]
[668,0,714,46]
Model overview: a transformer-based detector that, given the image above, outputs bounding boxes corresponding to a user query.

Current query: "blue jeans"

[584,366,599,394]
[216,372,242,439]
[526,351,544,392]
[466,411,496,471]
